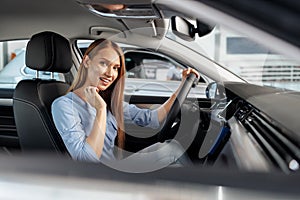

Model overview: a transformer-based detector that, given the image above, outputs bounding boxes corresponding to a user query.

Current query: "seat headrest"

[26,31,72,73]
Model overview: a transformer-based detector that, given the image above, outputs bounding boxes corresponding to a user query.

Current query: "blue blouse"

[51,92,160,163]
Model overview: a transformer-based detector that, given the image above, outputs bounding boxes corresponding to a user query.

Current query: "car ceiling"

[1,0,300,64]
[0,0,164,41]
[1,0,300,46]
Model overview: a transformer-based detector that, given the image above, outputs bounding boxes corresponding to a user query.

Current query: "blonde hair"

[69,39,126,149]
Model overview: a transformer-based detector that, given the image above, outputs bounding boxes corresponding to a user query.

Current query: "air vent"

[236,104,300,173]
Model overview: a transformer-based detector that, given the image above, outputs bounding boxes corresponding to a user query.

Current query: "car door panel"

[0,88,20,150]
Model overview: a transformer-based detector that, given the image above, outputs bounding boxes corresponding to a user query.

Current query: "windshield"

[167,23,300,91]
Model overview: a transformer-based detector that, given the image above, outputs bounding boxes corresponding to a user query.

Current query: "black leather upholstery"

[26,31,72,73]
[13,31,72,153]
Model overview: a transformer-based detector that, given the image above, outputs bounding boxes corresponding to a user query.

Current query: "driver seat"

[13,31,72,153]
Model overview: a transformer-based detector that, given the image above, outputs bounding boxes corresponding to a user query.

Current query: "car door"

[0,40,27,151]
[123,50,181,151]
[123,49,214,153]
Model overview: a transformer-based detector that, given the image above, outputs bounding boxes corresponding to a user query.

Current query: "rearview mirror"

[171,16,195,41]
[171,16,214,41]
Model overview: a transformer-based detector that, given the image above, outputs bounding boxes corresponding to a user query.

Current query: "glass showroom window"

[0,40,63,89]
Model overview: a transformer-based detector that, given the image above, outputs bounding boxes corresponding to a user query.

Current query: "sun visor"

[75,0,160,19]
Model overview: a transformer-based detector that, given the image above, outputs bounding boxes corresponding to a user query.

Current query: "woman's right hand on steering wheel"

[181,67,200,81]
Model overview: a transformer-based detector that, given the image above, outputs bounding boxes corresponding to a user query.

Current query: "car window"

[167,24,300,91]
[76,40,205,98]
[77,40,182,81]
[125,52,179,81]
[0,40,65,89]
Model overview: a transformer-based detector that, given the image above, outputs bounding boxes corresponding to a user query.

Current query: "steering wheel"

[157,73,197,142]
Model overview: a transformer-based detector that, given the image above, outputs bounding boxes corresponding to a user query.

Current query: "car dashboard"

[194,82,300,174]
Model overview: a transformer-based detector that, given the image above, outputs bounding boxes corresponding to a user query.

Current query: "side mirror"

[171,16,214,41]
[205,82,226,99]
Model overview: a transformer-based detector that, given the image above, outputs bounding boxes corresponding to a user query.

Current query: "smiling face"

[84,47,121,91]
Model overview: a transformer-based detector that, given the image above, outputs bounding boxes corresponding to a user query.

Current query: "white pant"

[103,140,192,173]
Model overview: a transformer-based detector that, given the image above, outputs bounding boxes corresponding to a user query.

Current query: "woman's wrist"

[95,102,107,111]
[95,105,107,115]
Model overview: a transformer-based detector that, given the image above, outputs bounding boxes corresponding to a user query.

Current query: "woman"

[52,39,199,172]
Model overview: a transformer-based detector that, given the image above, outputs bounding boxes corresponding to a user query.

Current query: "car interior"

[1,1,300,199]
[0,0,299,177]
